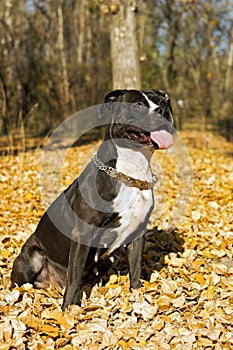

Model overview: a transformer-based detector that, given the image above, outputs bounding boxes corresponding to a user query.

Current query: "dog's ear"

[104,89,127,103]
[164,93,173,116]
[154,89,173,114]
[98,90,126,120]
[152,89,173,125]
[153,89,170,101]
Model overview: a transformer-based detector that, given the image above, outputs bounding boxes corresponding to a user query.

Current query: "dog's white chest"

[115,146,152,182]
[115,184,152,229]
[107,147,154,252]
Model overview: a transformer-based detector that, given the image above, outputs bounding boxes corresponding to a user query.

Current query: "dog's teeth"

[110,256,114,263]
[94,253,98,262]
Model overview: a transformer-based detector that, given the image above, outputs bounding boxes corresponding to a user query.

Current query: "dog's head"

[103,89,174,150]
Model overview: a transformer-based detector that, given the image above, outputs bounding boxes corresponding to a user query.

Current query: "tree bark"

[1,0,13,134]
[110,1,141,90]
[77,0,85,65]
[57,2,70,112]
[224,20,233,94]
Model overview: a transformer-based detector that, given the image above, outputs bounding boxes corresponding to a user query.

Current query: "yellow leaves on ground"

[0,131,233,349]
[195,273,206,285]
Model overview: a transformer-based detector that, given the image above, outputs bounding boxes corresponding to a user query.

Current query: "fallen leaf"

[133,299,158,320]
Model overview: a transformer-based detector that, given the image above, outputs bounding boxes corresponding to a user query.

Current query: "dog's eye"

[134,102,145,109]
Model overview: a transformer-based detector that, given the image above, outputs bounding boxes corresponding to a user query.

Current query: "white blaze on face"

[141,92,174,149]
[141,93,160,112]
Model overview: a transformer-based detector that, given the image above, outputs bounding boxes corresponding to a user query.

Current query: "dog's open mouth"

[128,129,173,149]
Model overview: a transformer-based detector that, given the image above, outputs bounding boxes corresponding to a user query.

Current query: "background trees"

[0,0,232,145]
[109,0,141,89]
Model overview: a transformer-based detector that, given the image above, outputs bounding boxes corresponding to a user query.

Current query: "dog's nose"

[154,106,173,125]
[155,107,164,115]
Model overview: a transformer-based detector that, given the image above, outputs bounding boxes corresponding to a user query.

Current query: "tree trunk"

[224,20,233,94]
[1,0,13,134]
[77,0,85,65]
[110,1,141,90]
[57,2,70,113]
[162,0,180,91]
[0,77,7,134]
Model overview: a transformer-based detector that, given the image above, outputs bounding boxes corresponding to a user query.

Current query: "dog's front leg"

[62,241,90,310]
[126,236,144,289]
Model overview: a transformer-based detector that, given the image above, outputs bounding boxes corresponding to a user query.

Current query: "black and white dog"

[11,89,174,310]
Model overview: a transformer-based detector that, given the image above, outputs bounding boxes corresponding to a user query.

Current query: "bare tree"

[109,1,141,89]
[0,0,14,135]
[57,0,70,114]
[224,20,233,94]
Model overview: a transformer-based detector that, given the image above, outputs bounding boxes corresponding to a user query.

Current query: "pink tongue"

[150,130,173,149]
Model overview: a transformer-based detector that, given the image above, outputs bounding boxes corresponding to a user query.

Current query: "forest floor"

[0,131,232,349]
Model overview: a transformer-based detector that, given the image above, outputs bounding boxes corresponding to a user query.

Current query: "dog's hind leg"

[11,239,48,288]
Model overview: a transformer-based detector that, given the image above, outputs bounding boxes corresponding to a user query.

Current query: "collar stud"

[92,155,158,190]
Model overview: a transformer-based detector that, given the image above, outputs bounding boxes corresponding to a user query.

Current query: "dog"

[11,89,174,310]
